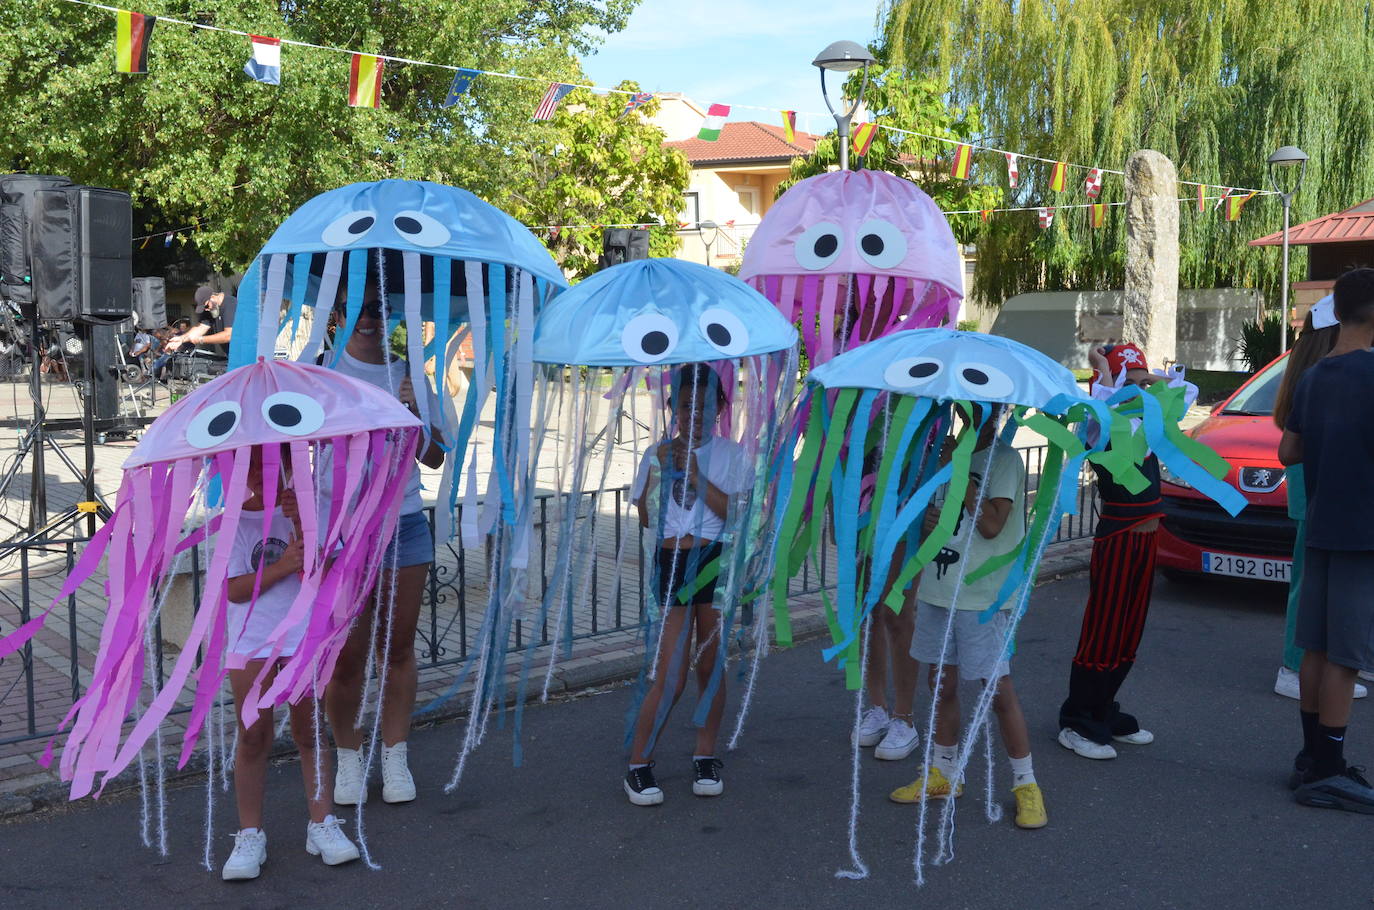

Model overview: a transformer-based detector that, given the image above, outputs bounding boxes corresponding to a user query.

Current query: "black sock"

[1301,710,1320,756]
[1314,724,1348,778]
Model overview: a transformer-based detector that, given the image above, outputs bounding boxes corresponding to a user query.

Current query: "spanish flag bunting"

[115,10,156,74]
[1196,184,1206,213]
[348,53,384,108]
[852,121,878,159]
[1038,207,1055,229]
[1225,191,1256,222]
[1090,202,1106,228]
[950,144,973,180]
[1049,161,1068,193]
[781,110,797,144]
[980,209,992,223]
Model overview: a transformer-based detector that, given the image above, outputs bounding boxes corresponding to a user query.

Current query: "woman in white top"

[323,281,445,807]
[624,363,750,806]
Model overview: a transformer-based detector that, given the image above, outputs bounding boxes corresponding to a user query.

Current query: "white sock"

[1009,753,1036,787]
[693,755,714,762]
[383,742,406,758]
[239,826,262,835]
[629,762,649,770]
[933,744,958,779]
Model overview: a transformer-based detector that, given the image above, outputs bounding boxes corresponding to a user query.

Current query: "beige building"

[655,94,816,269]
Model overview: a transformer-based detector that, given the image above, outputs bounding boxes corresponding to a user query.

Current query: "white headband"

[1311,294,1339,330]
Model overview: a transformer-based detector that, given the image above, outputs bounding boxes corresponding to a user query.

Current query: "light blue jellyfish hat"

[228,179,567,546]
[768,327,1243,882]
[439,258,801,785]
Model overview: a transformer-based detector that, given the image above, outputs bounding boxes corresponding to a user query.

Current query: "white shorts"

[909,600,1012,681]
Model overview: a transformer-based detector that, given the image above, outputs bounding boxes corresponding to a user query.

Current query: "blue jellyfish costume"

[770,328,1244,882]
[507,258,799,775]
[229,179,567,550]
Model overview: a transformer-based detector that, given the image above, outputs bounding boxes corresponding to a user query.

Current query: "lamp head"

[698,221,718,231]
[812,40,876,73]
[1267,145,1309,167]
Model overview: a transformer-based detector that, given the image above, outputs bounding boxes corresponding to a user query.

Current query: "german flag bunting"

[950,144,973,180]
[348,53,384,108]
[1049,161,1068,193]
[115,10,156,74]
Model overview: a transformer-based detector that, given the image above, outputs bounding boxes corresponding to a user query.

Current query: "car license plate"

[1202,552,1292,582]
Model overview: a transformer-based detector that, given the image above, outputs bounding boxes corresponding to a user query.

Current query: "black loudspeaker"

[31,185,132,323]
[131,276,166,328]
[598,227,650,270]
[0,174,73,304]
[82,322,120,422]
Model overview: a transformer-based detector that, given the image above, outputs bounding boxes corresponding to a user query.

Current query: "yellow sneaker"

[1013,782,1047,829]
[889,765,963,803]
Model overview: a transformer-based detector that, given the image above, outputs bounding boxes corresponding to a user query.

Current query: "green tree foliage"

[0,0,686,279]
[882,0,1374,305]
[784,65,1002,245]
[500,89,690,278]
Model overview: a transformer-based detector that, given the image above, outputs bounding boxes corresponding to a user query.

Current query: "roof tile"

[665,121,817,164]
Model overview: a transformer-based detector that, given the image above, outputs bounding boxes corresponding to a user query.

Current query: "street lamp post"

[1267,145,1309,355]
[812,40,877,171]
[697,220,718,267]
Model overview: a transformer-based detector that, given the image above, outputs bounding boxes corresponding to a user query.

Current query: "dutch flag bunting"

[244,35,281,85]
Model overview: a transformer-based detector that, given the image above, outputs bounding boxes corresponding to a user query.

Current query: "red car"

[1157,352,1296,583]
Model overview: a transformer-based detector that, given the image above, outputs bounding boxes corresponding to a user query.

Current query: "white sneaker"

[305,815,361,866]
[1112,729,1154,745]
[855,706,890,747]
[874,719,920,761]
[334,747,366,806]
[222,828,267,881]
[1275,666,1368,699]
[381,742,416,804]
[1058,727,1117,760]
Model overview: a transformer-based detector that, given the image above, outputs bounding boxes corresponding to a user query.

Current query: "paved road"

[2,572,1369,909]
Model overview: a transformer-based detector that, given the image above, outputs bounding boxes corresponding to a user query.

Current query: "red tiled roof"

[1249,198,1374,246]
[665,121,817,165]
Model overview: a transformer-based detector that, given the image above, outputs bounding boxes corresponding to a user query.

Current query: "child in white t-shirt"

[889,404,1047,830]
[624,363,751,806]
[220,444,360,881]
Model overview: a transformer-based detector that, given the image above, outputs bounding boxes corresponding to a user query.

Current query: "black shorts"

[655,543,723,609]
[1296,547,1374,671]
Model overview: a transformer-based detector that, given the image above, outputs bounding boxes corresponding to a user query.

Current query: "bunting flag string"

[781,110,797,144]
[697,103,730,140]
[1196,183,1207,213]
[114,9,155,74]
[69,0,1277,197]
[852,121,878,158]
[950,143,973,179]
[1090,202,1106,228]
[1038,207,1055,229]
[620,91,654,119]
[243,34,281,85]
[533,82,574,120]
[442,68,479,107]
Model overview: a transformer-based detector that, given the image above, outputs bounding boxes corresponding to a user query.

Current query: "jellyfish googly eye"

[855,219,908,270]
[391,210,451,248]
[321,210,378,247]
[955,362,1014,400]
[621,313,679,363]
[185,401,242,449]
[883,357,944,390]
[261,392,325,437]
[697,308,750,357]
[794,222,844,270]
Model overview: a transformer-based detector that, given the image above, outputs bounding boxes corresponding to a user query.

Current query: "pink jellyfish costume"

[0,359,420,801]
[738,169,964,367]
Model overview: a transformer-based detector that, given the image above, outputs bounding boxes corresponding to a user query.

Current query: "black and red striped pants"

[1059,529,1158,743]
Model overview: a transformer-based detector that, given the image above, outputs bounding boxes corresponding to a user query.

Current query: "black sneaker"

[692,758,724,797]
[1289,751,1314,791]
[1295,764,1374,814]
[624,763,663,806]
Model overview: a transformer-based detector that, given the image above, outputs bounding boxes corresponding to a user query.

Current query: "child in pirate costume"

[1058,343,1197,760]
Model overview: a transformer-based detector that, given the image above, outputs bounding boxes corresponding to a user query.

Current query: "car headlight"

[1158,461,1193,490]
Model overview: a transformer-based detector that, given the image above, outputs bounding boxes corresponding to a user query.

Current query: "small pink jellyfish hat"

[739,169,964,366]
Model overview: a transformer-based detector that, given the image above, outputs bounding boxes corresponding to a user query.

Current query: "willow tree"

[882,0,1374,306]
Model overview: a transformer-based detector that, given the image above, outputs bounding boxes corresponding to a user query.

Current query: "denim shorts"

[384,511,435,568]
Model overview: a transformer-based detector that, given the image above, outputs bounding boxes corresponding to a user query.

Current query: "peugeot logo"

[1239,466,1285,493]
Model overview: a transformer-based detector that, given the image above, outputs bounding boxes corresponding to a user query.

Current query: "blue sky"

[581,0,883,135]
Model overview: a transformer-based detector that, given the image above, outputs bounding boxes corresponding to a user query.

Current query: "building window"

[734,187,759,216]
[679,192,700,227]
